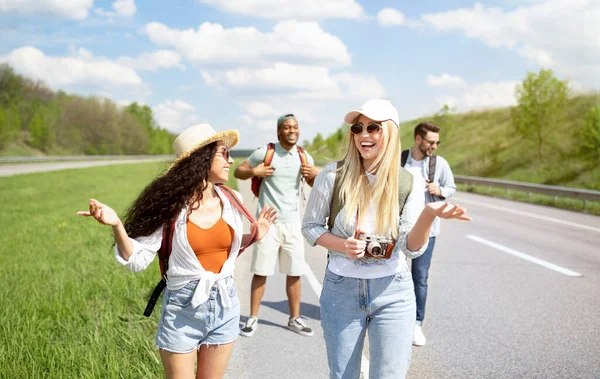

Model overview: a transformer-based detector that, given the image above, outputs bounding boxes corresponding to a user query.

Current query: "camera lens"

[371,246,382,256]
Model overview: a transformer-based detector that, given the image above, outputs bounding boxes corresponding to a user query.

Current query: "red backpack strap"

[143,219,176,317]
[264,142,276,165]
[157,220,176,277]
[216,184,259,256]
[296,145,308,164]
[251,143,276,198]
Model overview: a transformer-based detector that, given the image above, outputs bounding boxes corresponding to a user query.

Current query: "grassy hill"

[307,93,600,191]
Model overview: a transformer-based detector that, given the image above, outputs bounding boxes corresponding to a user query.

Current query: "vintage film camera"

[358,233,395,259]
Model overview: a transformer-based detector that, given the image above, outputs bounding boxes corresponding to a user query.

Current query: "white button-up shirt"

[114,186,245,310]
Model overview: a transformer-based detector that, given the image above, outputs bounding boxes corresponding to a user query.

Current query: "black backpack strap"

[401,149,410,167]
[143,278,167,317]
[143,220,175,317]
[428,154,436,184]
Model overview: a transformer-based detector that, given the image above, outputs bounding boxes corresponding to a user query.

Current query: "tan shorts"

[250,221,306,276]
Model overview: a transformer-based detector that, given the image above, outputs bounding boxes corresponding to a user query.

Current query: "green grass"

[0,161,239,378]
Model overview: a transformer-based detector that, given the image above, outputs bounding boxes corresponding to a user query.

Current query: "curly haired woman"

[78,124,276,379]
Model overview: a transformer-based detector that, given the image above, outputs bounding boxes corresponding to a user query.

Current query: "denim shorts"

[155,276,240,353]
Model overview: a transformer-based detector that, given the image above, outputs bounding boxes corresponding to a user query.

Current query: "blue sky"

[1,0,598,148]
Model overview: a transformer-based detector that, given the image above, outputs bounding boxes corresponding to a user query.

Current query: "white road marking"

[466,235,583,277]
[303,262,371,378]
[456,198,600,233]
[303,262,323,297]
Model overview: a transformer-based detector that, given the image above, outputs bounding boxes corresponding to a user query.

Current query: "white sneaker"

[240,316,258,337]
[413,324,426,346]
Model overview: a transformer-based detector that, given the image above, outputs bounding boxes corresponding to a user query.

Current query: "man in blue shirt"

[234,113,320,337]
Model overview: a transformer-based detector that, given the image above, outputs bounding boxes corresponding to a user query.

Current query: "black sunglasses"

[350,122,382,135]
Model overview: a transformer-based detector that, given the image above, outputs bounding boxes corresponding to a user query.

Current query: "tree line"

[0,64,175,155]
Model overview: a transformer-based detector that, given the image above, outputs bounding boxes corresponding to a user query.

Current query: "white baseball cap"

[344,99,399,128]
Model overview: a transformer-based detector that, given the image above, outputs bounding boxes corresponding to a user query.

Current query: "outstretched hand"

[77,198,121,226]
[425,201,472,221]
[252,204,277,240]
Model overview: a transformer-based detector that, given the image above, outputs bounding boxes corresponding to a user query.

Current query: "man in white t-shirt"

[401,121,456,347]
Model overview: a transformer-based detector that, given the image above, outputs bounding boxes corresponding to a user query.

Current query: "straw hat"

[172,124,239,166]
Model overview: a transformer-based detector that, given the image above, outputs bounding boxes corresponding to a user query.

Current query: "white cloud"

[377,8,406,26]
[436,80,520,111]
[202,63,337,92]
[198,0,363,20]
[461,81,519,109]
[420,0,600,85]
[113,0,135,16]
[0,0,93,20]
[517,44,553,66]
[153,100,202,133]
[94,0,136,18]
[245,102,281,118]
[239,102,282,133]
[331,73,387,101]
[144,20,351,67]
[239,101,319,139]
[201,63,386,101]
[116,50,184,72]
[427,73,468,88]
[2,46,150,97]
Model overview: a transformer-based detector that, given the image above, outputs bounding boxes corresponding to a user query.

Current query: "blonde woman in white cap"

[302,100,471,379]
[78,124,277,379]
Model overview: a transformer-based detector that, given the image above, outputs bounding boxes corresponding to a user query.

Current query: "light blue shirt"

[247,142,314,223]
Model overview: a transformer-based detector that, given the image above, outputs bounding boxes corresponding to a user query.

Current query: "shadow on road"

[259,300,321,320]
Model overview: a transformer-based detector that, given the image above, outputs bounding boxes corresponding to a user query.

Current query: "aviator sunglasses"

[350,122,382,135]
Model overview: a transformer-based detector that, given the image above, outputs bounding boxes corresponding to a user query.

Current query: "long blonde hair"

[336,120,402,239]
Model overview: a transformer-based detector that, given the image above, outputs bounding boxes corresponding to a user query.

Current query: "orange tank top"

[186,217,233,273]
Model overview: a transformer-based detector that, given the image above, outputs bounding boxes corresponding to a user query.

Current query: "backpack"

[250,143,308,198]
[401,149,436,184]
[143,184,258,317]
[326,160,414,232]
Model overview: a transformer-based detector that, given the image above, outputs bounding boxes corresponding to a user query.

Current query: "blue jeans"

[411,236,436,325]
[320,268,416,379]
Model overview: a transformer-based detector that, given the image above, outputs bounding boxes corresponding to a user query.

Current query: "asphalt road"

[228,179,600,379]
[0,158,170,177]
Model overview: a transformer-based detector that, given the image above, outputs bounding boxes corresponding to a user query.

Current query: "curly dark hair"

[123,142,218,238]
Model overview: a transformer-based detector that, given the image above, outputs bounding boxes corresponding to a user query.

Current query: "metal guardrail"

[455,175,600,202]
